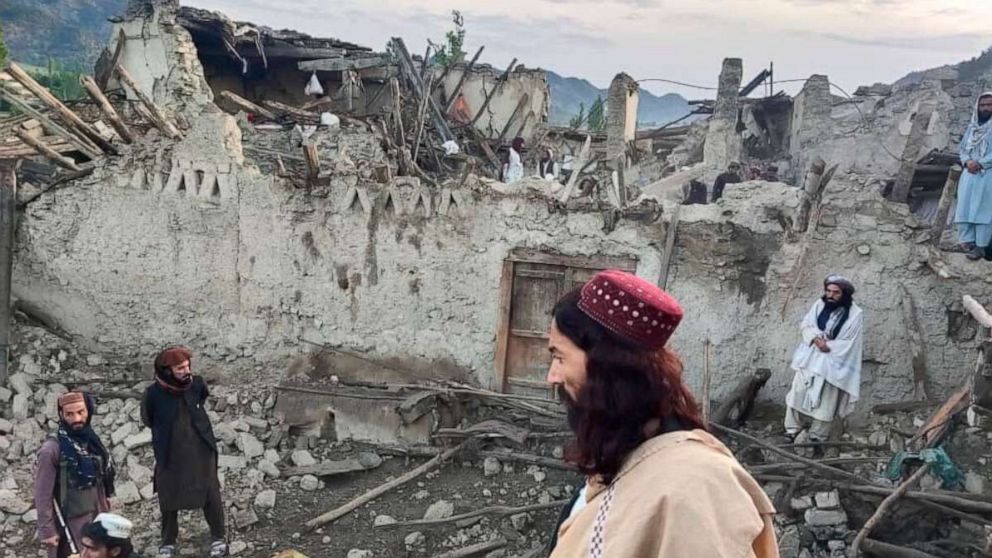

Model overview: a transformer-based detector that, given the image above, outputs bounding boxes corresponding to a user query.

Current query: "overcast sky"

[188,0,990,98]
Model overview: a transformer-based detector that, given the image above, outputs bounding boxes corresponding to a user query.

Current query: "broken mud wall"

[437,65,548,143]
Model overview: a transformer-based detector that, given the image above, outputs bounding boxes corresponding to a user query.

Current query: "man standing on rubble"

[34,391,116,558]
[142,346,227,558]
[503,137,525,183]
[784,275,864,443]
[712,161,742,202]
[956,92,992,260]
[545,270,778,557]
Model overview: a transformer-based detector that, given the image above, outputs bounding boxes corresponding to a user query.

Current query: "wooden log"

[379,501,567,529]
[558,135,591,203]
[80,75,134,144]
[390,38,453,142]
[860,539,940,558]
[389,78,406,150]
[849,463,932,557]
[218,91,278,121]
[434,538,508,558]
[305,443,464,529]
[0,82,101,159]
[478,449,575,472]
[4,62,118,155]
[443,46,485,112]
[303,144,320,184]
[0,138,74,159]
[513,110,534,141]
[412,75,434,162]
[794,158,826,233]
[657,203,681,289]
[280,457,379,478]
[298,56,390,72]
[113,64,181,139]
[469,58,517,128]
[963,295,992,329]
[930,165,962,246]
[711,368,772,426]
[496,92,530,144]
[14,129,83,171]
[264,99,320,124]
[96,29,127,91]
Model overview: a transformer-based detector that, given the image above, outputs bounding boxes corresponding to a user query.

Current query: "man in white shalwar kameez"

[784,275,864,442]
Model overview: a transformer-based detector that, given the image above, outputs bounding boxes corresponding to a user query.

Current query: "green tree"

[568,103,586,129]
[587,96,606,133]
[0,21,8,68]
[431,11,467,67]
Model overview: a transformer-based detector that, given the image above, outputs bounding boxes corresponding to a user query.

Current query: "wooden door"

[494,249,637,397]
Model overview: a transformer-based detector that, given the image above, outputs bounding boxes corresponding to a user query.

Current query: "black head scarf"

[56,393,116,497]
[817,274,855,339]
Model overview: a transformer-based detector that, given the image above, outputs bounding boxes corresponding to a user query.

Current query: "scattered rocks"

[965,472,985,494]
[483,457,501,477]
[373,515,396,527]
[423,500,454,521]
[292,450,317,467]
[404,531,426,552]
[123,429,152,450]
[347,550,373,558]
[255,489,277,510]
[229,540,249,555]
[300,475,320,491]
[232,507,259,529]
[814,490,840,510]
[0,490,30,514]
[238,433,264,460]
[804,508,848,527]
[218,455,248,471]
[115,481,142,505]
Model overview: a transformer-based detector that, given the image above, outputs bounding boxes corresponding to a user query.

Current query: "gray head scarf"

[824,274,855,296]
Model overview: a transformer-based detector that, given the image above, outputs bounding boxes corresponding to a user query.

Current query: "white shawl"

[790,300,864,414]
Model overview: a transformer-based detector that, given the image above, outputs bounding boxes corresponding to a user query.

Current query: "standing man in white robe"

[784,275,864,443]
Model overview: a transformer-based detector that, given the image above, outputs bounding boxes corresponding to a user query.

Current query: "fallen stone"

[86,355,106,366]
[0,386,11,404]
[8,373,32,395]
[229,541,249,555]
[0,489,30,515]
[292,450,317,467]
[423,500,454,521]
[815,490,841,510]
[232,507,259,529]
[115,481,141,505]
[966,472,985,495]
[483,457,501,477]
[347,550,373,558]
[111,423,135,446]
[255,489,276,510]
[214,423,238,446]
[300,475,320,491]
[123,429,152,450]
[12,394,30,420]
[0,418,13,435]
[128,462,153,485]
[373,515,396,527]
[238,433,264,460]
[510,512,531,532]
[804,509,848,527]
[404,531,425,551]
[140,483,155,501]
[257,460,280,478]
[21,508,38,523]
[264,449,281,463]
[790,495,814,512]
[219,455,248,471]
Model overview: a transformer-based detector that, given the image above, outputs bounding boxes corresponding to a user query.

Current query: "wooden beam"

[493,259,515,392]
[0,161,15,385]
[930,165,962,246]
[218,90,278,121]
[469,58,518,128]
[0,138,74,159]
[443,46,485,113]
[96,29,126,91]
[15,129,83,171]
[263,99,320,123]
[557,134,591,203]
[890,101,937,203]
[849,463,932,557]
[658,203,681,289]
[113,64,181,139]
[298,56,390,72]
[303,143,320,184]
[390,37,453,142]
[254,45,347,59]
[1,65,111,156]
[80,75,134,144]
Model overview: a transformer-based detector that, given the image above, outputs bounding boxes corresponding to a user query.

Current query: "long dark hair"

[553,287,705,485]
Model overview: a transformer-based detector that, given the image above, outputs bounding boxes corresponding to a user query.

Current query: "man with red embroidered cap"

[545,269,778,557]
[34,391,116,558]
[785,274,864,444]
[141,347,226,558]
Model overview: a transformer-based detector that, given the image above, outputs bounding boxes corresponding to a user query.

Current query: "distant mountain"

[0,0,125,70]
[547,71,692,129]
[894,46,992,89]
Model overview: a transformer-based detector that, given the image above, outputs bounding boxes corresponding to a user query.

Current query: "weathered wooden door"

[494,249,637,397]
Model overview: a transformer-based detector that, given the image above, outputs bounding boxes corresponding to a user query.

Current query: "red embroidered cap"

[577,269,683,349]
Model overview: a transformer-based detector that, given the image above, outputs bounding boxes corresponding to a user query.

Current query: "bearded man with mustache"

[141,347,226,558]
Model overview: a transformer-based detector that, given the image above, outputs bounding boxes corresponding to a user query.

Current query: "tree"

[569,103,586,129]
[430,10,467,67]
[587,96,606,133]
[0,21,8,68]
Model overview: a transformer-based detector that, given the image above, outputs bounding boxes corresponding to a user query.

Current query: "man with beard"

[784,275,864,443]
[545,270,778,557]
[34,392,116,558]
[712,161,742,202]
[80,513,146,558]
[141,347,226,558]
[956,93,992,260]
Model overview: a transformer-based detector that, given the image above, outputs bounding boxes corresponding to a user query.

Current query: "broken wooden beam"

[14,129,84,172]
[930,165,962,247]
[558,134,592,203]
[963,294,992,329]
[890,101,937,203]
[280,455,381,478]
[80,75,135,144]
[899,285,931,400]
[218,91,278,121]
[657,203,681,289]
[381,501,565,529]
[263,99,321,124]
[860,539,940,558]
[433,538,508,558]
[390,37,453,142]
[303,143,320,184]
[305,442,465,529]
[3,64,112,156]
[298,56,390,72]
[469,57,518,128]
[113,64,181,139]
[849,463,932,557]
[496,92,530,144]
[443,45,485,112]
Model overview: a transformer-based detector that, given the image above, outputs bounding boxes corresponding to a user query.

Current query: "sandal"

[158,545,176,558]
[209,540,229,558]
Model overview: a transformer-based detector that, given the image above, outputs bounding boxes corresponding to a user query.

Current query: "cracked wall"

[438,65,549,143]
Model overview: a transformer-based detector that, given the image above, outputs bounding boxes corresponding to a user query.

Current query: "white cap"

[91,513,133,539]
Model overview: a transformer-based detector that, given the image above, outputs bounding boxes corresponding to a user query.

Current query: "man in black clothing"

[141,347,226,558]
[712,161,742,202]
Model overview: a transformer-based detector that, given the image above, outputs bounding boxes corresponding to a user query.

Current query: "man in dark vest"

[34,391,116,558]
[141,346,226,558]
